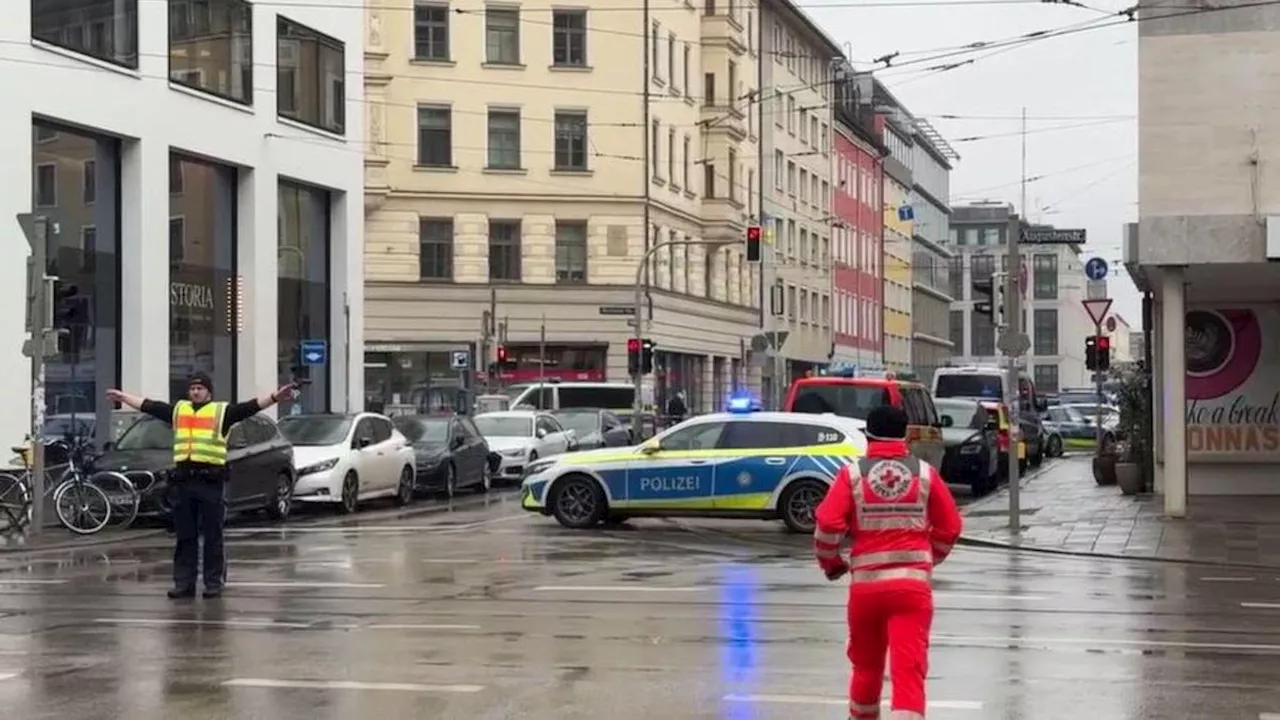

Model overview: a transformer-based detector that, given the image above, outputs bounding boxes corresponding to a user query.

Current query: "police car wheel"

[550,475,607,529]
[779,479,826,534]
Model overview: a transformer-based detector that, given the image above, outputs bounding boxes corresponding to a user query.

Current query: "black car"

[391,415,493,498]
[550,408,632,450]
[93,414,296,521]
[934,398,1001,496]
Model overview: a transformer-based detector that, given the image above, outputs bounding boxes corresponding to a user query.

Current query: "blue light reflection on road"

[719,564,760,720]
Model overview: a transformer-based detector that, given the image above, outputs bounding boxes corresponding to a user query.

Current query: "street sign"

[598,306,635,315]
[1082,299,1112,327]
[1086,279,1107,300]
[450,350,470,370]
[299,339,328,366]
[1105,316,1117,332]
[1084,257,1109,281]
[1022,228,1086,244]
[997,331,1031,357]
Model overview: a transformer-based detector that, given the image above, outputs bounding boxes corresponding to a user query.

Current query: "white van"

[506,381,635,413]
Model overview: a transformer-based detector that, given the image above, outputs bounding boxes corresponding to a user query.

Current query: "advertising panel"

[1184,305,1280,458]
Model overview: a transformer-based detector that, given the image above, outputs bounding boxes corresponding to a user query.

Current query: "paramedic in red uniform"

[813,405,963,720]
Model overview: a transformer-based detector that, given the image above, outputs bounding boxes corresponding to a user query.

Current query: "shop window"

[169,154,237,400]
[169,0,253,105]
[32,119,122,446]
[364,351,464,415]
[278,181,331,413]
[32,0,139,69]
[276,16,345,133]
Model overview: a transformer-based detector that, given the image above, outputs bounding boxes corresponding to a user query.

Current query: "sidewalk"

[960,454,1280,567]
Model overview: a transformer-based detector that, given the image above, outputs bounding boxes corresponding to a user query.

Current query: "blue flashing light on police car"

[726,394,762,413]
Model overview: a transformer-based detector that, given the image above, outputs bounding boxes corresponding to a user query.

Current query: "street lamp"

[631,238,736,427]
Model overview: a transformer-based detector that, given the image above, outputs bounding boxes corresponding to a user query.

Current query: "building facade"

[908,120,958,381]
[878,107,915,372]
[3,0,365,447]
[1128,1,1280,503]
[364,0,761,414]
[759,0,840,399]
[947,205,1092,394]
[829,69,885,374]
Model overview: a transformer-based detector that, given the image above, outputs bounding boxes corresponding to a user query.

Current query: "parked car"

[551,408,633,450]
[1039,416,1066,457]
[979,400,1028,477]
[1045,404,1116,451]
[280,413,417,514]
[474,410,575,484]
[94,414,296,521]
[932,365,1047,468]
[391,414,493,497]
[934,398,1001,495]
[784,372,944,468]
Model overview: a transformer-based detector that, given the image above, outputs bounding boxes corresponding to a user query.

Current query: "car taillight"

[998,431,1010,451]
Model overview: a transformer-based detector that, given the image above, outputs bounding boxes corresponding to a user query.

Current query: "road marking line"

[223,678,484,693]
[229,581,385,589]
[532,585,703,592]
[0,579,68,585]
[367,624,481,631]
[94,618,312,629]
[1242,602,1280,609]
[934,592,1046,601]
[723,694,982,710]
[0,673,18,681]
[1201,577,1256,582]
[1259,714,1280,719]
[935,633,1280,652]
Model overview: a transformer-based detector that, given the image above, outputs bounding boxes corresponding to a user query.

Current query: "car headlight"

[501,448,527,457]
[959,444,983,455]
[298,458,339,475]
[525,459,555,477]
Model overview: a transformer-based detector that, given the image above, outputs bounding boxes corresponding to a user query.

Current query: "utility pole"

[480,288,497,393]
[19,214,56,537]
[538,313,547,386]
[1003,106,1029,533]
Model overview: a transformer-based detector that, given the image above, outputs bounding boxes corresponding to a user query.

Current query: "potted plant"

[1113,367,1152,495]
[1092,437,1118,486]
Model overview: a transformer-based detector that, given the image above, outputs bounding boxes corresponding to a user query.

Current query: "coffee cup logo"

[1185,310,1233,376]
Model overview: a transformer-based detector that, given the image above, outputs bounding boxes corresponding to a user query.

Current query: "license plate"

[104,493,135,505]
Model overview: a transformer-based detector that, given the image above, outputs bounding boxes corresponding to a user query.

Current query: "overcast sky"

[807,0,1140,327]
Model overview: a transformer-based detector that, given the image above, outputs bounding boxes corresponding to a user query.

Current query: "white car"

[279,412,417,513]
[473,410,575,483]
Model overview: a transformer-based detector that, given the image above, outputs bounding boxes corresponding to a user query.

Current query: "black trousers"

[170,468,228,591]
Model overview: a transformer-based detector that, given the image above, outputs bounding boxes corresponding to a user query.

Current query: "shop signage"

[1184,305,1280,458]
[170,281,215,310]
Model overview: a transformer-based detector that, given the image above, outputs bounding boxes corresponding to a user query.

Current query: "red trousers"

[845,581,934,719]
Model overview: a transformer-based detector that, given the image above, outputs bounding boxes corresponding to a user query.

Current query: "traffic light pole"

[1005,226,1022,535]
[632,239,733,432]
[1094,323,1105,449]
[18,214,51,538]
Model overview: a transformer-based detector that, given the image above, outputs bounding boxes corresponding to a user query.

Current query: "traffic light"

[627,338,656,375]
[53,281,88,356]
[1085,335,1112,371]
[641,338,655,374]
[971,272,1007,327]
[745,225,762,263]
[496,345,509,364]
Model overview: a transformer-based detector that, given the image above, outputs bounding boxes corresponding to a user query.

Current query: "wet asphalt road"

[0,480,1279,719]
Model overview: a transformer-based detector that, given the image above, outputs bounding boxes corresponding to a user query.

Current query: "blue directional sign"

[299,340,328,366]
[1084,257,1109,281]
[897,204,914,221]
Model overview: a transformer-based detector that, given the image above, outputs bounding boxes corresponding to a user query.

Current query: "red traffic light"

[627,338,641,352]
[496,345,508,362]
[746,226,762,241]
[1097,336,1110,350]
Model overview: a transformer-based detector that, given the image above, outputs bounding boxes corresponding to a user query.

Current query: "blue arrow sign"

[1084,257,1109,281]
[299,340,328,366]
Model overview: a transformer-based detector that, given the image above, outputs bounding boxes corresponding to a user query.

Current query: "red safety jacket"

[813,439,963,584]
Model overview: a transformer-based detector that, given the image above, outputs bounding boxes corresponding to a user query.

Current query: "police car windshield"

[935,374,1003,400]
[474,416,533,437]
[114,416,173,451]
[790,384,890,420]
[278,416,354,446]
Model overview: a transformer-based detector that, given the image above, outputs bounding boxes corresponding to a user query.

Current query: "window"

[485,7,520,65]
[278,181,332,413]
[554,111,588,170]
[980,227,999,246]
[667,128,676,186]
[668,34,676,88]
[489,221,522,281]
[414,2,450,60]
[33,0,139,69]
[728,60,738,103]
[277,17,345,133]
[949,256,964,298]
[651,119,661,179]
[555,222,588,282]
[34,164,56,207]
[683,135,691,188]
[659,422,725,451]
[552,9,586,66]
[1033,253,1058,299]
[486,108,521,169]
[704,163,716,199]
[682,43,691,95]
[970,311,994,357]
[728,148,738,201]
[970,254,994,282]
[651,22,660,79]
[1033,364,1060,394]
[705,73,716,105]
[950,310,965,354]
[417,105,452,167]
[418,219,454,281]
[1033,309,1058,356]
[168,0,252,104]
[774,150,784,189]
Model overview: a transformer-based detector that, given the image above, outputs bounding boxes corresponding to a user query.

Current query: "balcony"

[699,104,747,141]
[700,13,747,55]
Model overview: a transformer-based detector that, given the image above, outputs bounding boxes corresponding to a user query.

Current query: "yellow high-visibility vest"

[172,400,229,465]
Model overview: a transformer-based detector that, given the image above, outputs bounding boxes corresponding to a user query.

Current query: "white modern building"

[947,204,1094,394]
[2,0,365,447]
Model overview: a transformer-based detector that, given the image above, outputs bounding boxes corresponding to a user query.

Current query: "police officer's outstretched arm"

[221,384,300,429]
[924,462,963,565]
[813,466,854,580]
[106,389,174,425]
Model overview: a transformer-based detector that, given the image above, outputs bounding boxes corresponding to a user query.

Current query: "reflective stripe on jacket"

[172,400,229,465]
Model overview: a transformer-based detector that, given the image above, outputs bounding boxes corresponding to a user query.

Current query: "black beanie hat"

[866,405,909,441]
[188,372,213,393]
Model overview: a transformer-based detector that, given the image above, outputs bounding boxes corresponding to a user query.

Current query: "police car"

[519,398,867,533]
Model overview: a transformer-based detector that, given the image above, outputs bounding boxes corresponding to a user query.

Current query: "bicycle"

[0,436,140,535]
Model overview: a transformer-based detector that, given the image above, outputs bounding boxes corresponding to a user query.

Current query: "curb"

[956,534,1280,571]
[960,454,1065,515]
[0,528,166,556]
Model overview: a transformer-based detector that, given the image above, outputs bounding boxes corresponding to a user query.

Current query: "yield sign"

[1082,298,1112,327]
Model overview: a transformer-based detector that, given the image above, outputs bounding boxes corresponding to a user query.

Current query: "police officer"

[106,374,297,599]
[812,405,963,720]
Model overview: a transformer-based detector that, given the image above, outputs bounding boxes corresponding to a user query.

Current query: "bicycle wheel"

[0,472,32,533]
[87,471,140,529]
[54,479,111,535]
